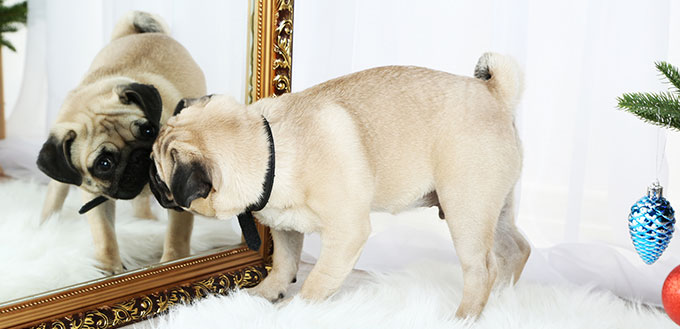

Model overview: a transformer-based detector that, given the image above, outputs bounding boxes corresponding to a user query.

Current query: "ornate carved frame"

[0,1,293,328]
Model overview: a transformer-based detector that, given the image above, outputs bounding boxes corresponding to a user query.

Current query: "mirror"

[0,1,291,328]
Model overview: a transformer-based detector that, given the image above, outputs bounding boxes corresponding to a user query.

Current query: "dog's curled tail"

[110,11,170,41]
[474,52,524,111]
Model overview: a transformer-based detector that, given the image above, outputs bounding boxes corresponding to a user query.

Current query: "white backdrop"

[293,0,680,306]
[1,0,680,308]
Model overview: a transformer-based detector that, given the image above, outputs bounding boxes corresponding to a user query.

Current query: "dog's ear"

[170,159,212,208]
[173,95,214,116]
[36,130,82,185]
[173,98,189,116]
[115,83,162,128]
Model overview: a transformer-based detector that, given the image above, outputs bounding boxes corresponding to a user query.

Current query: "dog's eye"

[139,123,156,140]
[96,156,115,173]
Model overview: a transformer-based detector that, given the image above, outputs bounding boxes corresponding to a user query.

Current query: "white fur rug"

[0,179,242,303]
[133,261,676,329]
[1,179,676,328]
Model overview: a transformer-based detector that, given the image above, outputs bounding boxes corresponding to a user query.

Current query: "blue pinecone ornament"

[628,182,676,265]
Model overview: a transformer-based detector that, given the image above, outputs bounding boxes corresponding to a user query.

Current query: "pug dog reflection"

[36,11,206,273]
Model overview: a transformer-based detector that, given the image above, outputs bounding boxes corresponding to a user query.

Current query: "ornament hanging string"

[656,126,667,183]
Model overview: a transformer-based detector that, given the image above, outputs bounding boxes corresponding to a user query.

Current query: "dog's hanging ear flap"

[173,98,189,116]
[115,83,162,128]
[173,94,215,116]
[36,130,83,186]
[170,159,212,208]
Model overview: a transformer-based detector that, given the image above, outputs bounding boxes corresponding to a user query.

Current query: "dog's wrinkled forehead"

[153,93,246,163]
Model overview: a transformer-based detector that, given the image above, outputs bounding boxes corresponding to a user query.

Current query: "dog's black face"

[148,159,183,211]
[37,83,163,202]
[90,144,153,200]
[149,156,212,211]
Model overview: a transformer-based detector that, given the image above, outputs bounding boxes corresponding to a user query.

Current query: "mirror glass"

[0,1,252,304]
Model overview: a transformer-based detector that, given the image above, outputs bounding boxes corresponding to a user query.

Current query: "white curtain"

[294,0,680,306]
[1,0,248,179]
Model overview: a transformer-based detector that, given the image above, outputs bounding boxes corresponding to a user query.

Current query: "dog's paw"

[274,296,295,309]
[97,262,125,275]
[246,278,288,302]
[160,249,190,263]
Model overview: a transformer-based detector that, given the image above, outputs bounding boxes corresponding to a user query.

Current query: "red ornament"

[663,265,680,325]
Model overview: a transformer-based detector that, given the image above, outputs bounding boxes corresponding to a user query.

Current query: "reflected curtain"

[293,0,680,306]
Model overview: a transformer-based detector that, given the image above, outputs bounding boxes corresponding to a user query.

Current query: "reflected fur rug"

[0,179,241,303]
[134,261,675,329]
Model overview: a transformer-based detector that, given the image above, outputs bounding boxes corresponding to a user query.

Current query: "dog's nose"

[130,149,149,164]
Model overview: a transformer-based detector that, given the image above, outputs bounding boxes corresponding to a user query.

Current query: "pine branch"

[0,1,27,25]
[618,91,680,130]
[0,0,26,52]
[656,61,680,93]
[1,37,15,52]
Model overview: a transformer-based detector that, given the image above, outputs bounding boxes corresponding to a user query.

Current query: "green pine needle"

[1,37,15,52]
[656,61,680,93]
[617,91,680,130]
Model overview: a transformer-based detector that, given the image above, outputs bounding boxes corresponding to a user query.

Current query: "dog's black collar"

[237,116,275,251]
[79,195,109,214]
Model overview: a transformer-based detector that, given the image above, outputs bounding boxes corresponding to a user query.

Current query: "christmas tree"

[618,61,680,130]
[0,0,27,52]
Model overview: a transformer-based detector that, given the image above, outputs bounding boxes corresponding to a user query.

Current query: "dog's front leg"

[247,228,303,301]
[160,210,193,262]
[298,219,370,301]
[82,190,123,274]
[40,180,69,223]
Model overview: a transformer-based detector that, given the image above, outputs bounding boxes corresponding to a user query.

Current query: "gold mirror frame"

[0,1,292,328]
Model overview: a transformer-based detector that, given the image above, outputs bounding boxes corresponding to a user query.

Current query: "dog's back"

[61,12,206,125]
[274,55,523,213]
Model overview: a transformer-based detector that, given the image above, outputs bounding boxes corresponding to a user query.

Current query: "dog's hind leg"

[247,229,304,301]
[160,210,193,262]
[40,180,69,223]
[131,186,156,220]
[83,190,123,274]
[435,141,520,319]
[493,191,531,285]
[438,184,502,319]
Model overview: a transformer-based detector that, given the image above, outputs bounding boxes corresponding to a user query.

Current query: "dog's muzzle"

[109,148,152,199]
[148,160,183,212]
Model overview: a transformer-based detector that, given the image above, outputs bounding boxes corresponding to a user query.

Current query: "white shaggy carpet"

[0,179,242,304]
[133,261,676,329]
[1,179,677,328]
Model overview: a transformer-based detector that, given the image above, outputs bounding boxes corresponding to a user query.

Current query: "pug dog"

[37,11,206,274]
[149,53,531,319]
